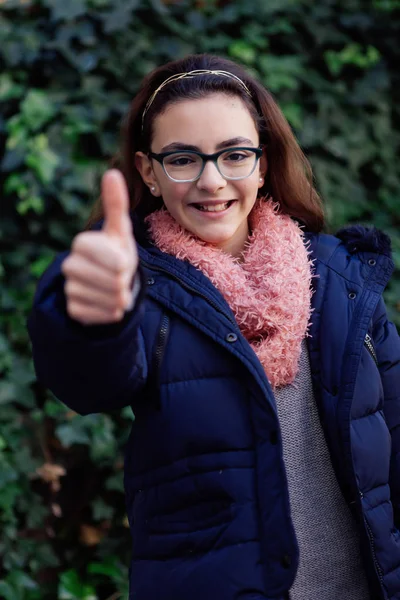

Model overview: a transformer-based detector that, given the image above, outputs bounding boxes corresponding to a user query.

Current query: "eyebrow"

[160,137,256,153]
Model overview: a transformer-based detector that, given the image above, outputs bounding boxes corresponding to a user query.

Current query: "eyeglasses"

[148,146,263,183]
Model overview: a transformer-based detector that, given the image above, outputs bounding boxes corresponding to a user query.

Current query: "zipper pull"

[364,333,378,366]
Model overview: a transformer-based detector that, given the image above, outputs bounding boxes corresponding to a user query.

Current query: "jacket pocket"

[146,498,232,535]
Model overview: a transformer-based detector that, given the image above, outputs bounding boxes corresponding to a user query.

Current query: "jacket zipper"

[154,313,170,377]
[364,333,378,366]
[363,510,386,593]
[150,313,170,410]
[141,259,239,330]
[353,334,384,597]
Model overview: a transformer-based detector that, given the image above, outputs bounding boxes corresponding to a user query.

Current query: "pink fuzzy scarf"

[146,198,314,388]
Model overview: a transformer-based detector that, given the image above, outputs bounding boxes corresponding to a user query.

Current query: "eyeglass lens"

[163,149,258,181]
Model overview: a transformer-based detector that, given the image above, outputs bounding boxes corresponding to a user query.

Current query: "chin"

[192,226,234,246]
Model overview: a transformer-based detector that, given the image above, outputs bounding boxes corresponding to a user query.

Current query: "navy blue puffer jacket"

[28,220,400,600]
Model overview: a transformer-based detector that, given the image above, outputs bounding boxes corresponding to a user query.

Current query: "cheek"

[235,176,260,203]
[160,181,191,212]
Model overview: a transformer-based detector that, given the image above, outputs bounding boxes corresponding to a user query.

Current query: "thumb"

[102,169,131,242]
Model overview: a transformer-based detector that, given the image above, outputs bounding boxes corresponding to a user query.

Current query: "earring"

[259,178,263,183]
[151,186,155,192]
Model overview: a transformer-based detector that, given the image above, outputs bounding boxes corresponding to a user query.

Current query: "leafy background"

[0,0,399,598]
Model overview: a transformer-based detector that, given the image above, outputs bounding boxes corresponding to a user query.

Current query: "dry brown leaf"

[35,463,66,492]
[79,524,104,546]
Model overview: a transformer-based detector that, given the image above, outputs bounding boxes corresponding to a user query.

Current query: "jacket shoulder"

[306,226,393,266]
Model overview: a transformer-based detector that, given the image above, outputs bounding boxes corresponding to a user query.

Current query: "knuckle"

[110,293,123,312]
[112,275,124,294]
[112,295,123,311]
[113,253,127,272]
[65,281,83,301]
[67,301,81,320]
[61,256,72,275]
[112,308,124,322]
[64,280,73,296]
[71,232,90,253]
[116,296,126,311]
[71,234,83,252]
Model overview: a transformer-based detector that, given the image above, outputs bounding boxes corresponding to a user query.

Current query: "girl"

[28,54,400,600]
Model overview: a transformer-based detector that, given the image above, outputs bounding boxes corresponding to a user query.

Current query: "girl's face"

[136,93,267,257]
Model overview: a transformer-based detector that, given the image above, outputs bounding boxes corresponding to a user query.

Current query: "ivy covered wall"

[0,0,399,598]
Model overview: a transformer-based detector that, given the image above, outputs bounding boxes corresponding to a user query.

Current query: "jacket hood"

[335,225,392,258]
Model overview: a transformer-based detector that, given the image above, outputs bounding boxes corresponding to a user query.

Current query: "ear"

[135,151,161,197]
[258,150,268,188]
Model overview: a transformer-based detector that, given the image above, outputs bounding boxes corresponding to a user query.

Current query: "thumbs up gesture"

[61,170,139,325]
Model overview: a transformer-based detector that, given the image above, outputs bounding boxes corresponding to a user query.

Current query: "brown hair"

[86,53,324,231]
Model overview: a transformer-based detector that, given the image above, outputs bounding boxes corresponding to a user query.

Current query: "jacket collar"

[135,214,394,298]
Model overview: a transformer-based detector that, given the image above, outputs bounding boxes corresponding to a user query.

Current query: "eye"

[224,151,248,162]
[172,157,193,166]
[165,154,195,167]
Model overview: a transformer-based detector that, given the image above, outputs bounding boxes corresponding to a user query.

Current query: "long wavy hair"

[86,53,324,232]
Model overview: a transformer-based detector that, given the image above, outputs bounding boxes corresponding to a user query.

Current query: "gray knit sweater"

[274,340,370,599]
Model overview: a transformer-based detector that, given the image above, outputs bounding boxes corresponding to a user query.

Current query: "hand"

[61,169,138,325]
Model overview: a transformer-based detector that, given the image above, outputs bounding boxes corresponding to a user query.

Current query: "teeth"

[197,202,230,212]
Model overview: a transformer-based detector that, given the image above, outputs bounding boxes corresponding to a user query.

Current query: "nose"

[196,160,227,193]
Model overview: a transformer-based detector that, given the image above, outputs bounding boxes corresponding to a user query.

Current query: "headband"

[141,69,252,130]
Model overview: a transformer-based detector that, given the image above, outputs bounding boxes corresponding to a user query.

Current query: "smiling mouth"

[190,200,236,212]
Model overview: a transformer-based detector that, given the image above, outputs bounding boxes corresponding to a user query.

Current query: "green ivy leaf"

[228,40,256,65]
[4,173,28,197]
[43,399,69,419]
[17,195,45,216]
[281,103,304,130]
[58,569,97,600]
[6,570,38,592]
[91,498,114,521]
[0,482,20,514]
[20,90,57,131]
[325,44,381,76]
[259,55,304,92]
[87,558,121,578]
[0,382,17,405]
[0,581,15,600]
[105,472,124,493]
[30,254,55,278]
[89,415,116,461]
[0,74,25,102]
[6,114,29,149]
[56,422,91,448]
[45,0,87,21]
[25,134,60,184]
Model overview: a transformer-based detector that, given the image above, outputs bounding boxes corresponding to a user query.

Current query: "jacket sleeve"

[372,298,400,521]
[27,251,148,415]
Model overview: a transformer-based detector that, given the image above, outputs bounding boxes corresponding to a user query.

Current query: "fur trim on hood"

[336,225,392,258]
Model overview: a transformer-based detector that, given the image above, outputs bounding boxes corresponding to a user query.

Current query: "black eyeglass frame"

[148,146,263,182]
